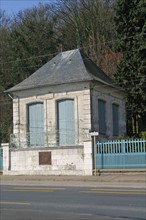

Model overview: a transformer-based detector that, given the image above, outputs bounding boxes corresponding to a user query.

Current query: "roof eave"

[5,79,93,93]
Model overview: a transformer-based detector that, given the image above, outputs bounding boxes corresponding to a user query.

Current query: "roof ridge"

[5,49,121,93]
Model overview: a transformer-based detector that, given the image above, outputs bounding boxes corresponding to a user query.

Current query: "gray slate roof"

[6,49,118,93]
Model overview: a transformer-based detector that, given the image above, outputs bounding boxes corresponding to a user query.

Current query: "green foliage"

[1,1,117,91]
[2,0,145,142]
[0,95,12,144]
[9,4,58,85]
[140,132,146,140]
[0,10,12,90]
[114,0,146,135]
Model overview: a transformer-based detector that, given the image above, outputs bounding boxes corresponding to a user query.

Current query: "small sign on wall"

[39,152,51,165]
[90,132,99,136]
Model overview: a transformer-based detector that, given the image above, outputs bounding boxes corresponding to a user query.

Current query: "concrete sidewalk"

[0,171,146,188]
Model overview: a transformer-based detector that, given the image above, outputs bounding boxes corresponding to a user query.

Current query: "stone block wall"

[2,140,93,176]
[12,82,91,146]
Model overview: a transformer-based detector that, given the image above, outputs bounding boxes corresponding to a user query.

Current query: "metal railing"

[96,139,146,169]
[97,139,146,154]
[10,129,90,149]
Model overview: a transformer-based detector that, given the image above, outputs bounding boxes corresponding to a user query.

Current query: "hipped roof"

[6,49,120,93]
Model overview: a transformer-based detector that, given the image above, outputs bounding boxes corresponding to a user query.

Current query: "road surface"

[0,184,146,220]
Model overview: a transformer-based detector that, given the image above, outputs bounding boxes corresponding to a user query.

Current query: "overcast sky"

[1,0,55,16]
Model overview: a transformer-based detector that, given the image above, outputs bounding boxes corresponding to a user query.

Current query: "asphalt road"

[0,184,146,220]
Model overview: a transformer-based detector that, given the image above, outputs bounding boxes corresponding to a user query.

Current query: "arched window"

[98,99,106,134]
[112,103,119,136]
[57,99,75,145]
[27,102,44,146]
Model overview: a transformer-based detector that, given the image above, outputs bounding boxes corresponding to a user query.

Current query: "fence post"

[121,140,125,153]
[90,132,99,176]
[1,143,10,173]
[84,139,92,176]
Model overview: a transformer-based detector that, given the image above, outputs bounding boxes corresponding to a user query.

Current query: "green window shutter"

[57,99,75,145]
[28,102,44,146]
[112,104,119,136]
[98,100,106,134]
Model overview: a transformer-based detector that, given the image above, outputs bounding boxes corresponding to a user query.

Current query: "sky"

[1,0,55,16]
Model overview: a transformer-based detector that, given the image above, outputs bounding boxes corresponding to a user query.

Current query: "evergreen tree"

[114,0,146,135]
[0,10,12,89]
[0,10,12,143]
[9,4,58,84]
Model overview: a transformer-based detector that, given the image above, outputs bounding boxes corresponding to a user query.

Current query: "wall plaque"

[39,152,51,165]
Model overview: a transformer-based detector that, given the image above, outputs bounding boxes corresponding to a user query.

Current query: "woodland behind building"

[0,0,145,143]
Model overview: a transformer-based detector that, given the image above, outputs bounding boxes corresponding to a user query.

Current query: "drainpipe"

[46,99,48,147]
[8,93,20,148]
[90,81,98,175]
[76,96,79,144]
[90,81,97,132]
[18,97,20,148]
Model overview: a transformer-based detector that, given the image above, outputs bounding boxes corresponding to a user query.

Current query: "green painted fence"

[96,139,146,169]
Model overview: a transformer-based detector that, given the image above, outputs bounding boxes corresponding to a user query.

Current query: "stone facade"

[11,81,126,147]
[3,141,92,176]
[91,82,126,139]
[4,81,126,176]
[5,49,126,175]
[11,82,91,148]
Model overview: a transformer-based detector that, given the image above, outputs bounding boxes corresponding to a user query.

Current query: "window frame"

[112,103,119,136]
[27,102,44,147]
[56,98,75,146]
[98,99,106,135]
